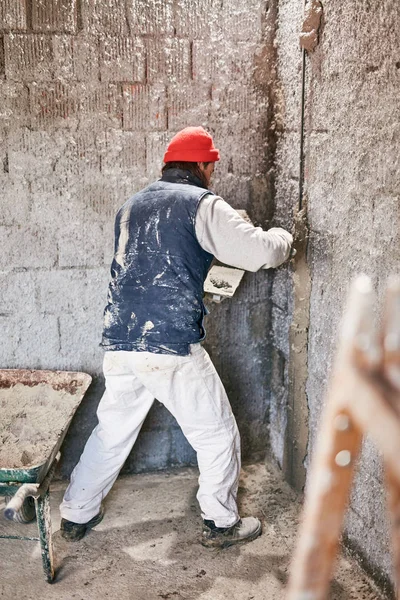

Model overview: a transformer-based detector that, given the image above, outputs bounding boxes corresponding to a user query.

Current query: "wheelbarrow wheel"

[4,495,36,523]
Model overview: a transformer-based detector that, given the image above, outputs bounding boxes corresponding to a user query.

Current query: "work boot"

[60,506,104,542]
[201,516,262,548]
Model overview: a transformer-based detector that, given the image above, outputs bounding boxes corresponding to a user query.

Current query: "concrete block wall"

[271,0,400,589]
[268,0,303,467]
[304,0,400,586]
[1,1,279,475]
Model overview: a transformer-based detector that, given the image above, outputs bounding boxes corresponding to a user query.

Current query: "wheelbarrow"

[0,369,92,582]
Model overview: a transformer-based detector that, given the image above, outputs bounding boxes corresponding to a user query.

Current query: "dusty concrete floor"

[0,462,387,599]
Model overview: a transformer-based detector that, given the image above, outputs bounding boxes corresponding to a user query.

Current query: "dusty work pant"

[60,343,241,527]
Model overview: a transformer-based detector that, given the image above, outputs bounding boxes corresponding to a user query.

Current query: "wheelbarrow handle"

[4,484,39,521]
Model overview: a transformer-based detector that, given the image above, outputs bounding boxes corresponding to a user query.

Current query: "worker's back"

[101,169,214,356]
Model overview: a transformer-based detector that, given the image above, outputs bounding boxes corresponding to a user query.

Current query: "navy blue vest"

[101,169,214,355]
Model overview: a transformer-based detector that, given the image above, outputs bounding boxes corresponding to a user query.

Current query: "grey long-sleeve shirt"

[195,194,293,271]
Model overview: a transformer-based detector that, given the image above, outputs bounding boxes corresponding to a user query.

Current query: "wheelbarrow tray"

[0,369,92,484]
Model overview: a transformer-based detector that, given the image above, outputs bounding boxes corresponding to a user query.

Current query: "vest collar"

[160,168,207,189]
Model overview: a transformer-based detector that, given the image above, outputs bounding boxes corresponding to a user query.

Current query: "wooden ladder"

[287,275,400,600]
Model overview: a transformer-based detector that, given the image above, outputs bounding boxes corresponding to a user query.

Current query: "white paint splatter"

[142,320,154,334]
[153,268,167,284]
[159,345,178,354]
[115,204,131,269]
[104,309,114,328]
[137,320,155,350]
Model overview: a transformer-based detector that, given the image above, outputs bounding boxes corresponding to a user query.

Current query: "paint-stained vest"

[101,169,214,355]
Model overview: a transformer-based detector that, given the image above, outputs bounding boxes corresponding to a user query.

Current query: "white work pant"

[60,343,241,528]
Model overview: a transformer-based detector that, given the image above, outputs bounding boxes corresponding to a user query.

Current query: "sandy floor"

[0,462,387,599]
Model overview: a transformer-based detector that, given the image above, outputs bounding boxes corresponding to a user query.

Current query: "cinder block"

[192,41,217,83]
[58,216,105,267]
[53,35,100,81]
[49,129,100,183]
[32,0,78,33]
[0,0,27,31]
[29,81,81,128]
[0,224,58,269]
[28,174,69,221]
[126,0,174,35]
[81,0,128,35]
[221,0,263,42]
[174,0,218,39]
[239,269,271,304]
[85,267,110,314]
[211,173,250,207]
[0,312,60,370]
[103,219,115,265]
[124,429,173,473]
[0,316,18,367]
[4,34,53,81]
[0,83,30,129]
[271,269,291,312]
[212,42,255,86]
[81,174,138,222]
[0,36,4,77]
[81,83,123,129]
[7,128,61,180]
[210,86,265,132]
[210,127,257,178]
[97,129,146,176]
[58,308,104,372]
[35,268,105,315]
[146,131,172,179]
[0,174,30,225]
[100,36,145,83]
[122,84,166,131]
[271,304,290,357]
[167,83,210,131]
[0,270,36,315]
[147,38,191,83]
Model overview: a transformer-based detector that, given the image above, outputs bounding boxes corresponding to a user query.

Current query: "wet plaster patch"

[0,463,387,599]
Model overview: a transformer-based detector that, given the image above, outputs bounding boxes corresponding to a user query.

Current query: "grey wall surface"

[305,0,399,586]
[271,0,400,589]
[0,1,280,475]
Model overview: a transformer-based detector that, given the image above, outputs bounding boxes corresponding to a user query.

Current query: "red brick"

[122,84,166,131]
[4,34,53,81]
[32,0,78,33]
[29,81,81,128]
[0,0,27,32]
[147,38,191,83]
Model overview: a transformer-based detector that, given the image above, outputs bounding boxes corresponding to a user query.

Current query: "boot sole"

[201,522,262,549]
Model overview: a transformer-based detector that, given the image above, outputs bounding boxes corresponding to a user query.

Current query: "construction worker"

[60,126,293,547]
